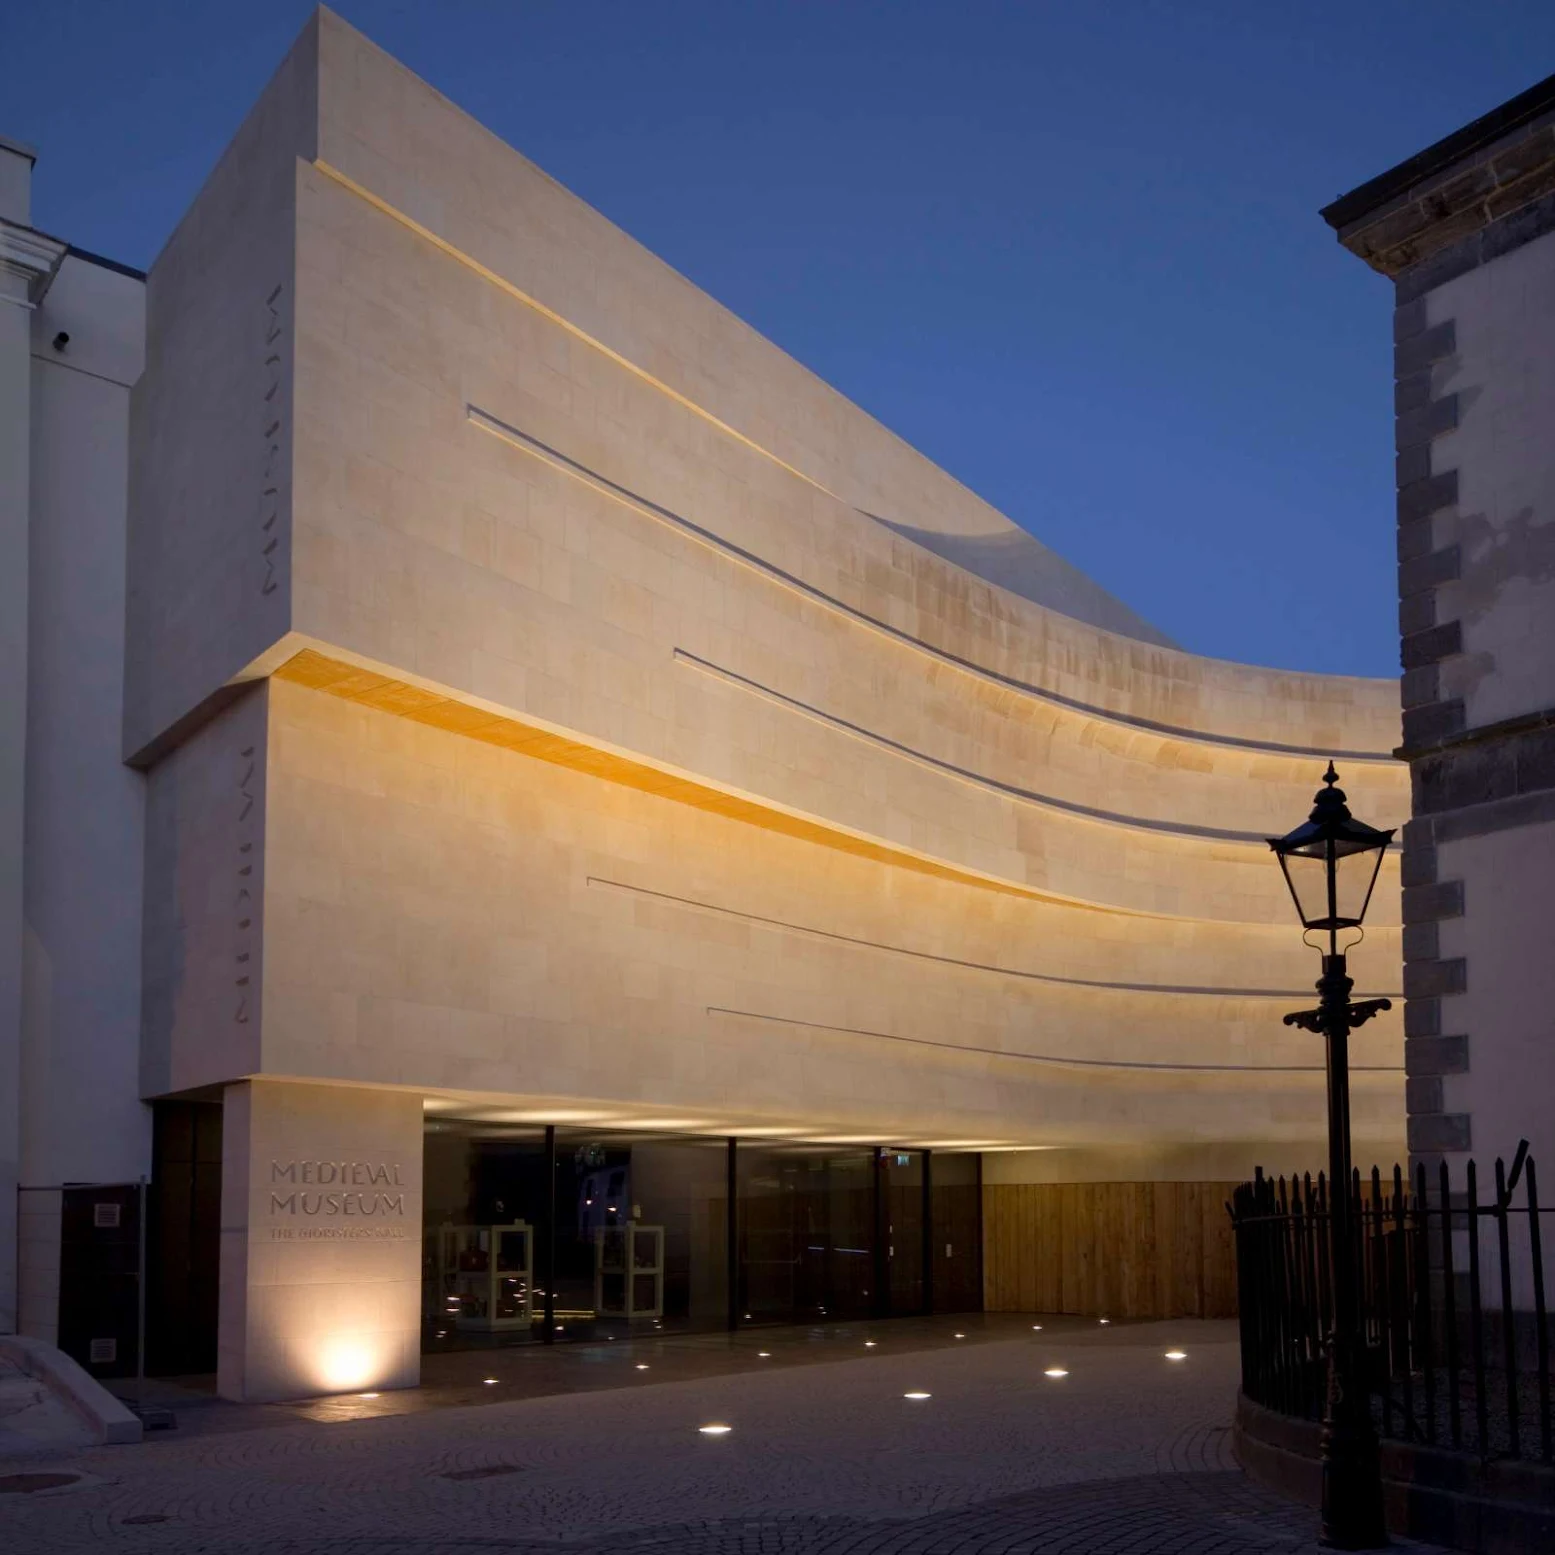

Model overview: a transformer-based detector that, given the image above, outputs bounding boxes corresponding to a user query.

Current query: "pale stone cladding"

[1324,71,1555,1198]
[128,11,1408,1394]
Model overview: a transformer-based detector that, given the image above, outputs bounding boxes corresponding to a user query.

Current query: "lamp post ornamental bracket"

[1281,997,1392,1036]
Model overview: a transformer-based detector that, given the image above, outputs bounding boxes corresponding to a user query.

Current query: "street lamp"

[1268,762,1394,1549]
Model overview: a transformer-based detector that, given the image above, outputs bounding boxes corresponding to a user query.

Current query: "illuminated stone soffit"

[270,648,1401,1002]
[273,646,1102,912]
[274,645,1403,930]
[314,151,1389,763]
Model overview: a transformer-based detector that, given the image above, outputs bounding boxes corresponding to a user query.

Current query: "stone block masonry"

[1325,69,1555,1184]
[103,8,1417,1399]
[218,1079,422,1401]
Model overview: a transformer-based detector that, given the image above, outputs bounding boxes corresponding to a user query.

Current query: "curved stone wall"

[132,11,1411,1159]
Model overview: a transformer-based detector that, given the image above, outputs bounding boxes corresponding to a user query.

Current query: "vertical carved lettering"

[260,283,283,597]
[235,743,258,1025]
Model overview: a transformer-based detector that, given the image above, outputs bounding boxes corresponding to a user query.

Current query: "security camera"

[52,331,70,351]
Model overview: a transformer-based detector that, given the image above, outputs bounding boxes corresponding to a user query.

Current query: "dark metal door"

[58,1184,141,1380]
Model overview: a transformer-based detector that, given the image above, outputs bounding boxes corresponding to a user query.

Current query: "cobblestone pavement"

[1,1321,1446,1553]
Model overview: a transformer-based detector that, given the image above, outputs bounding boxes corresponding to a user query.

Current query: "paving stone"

[0,1321,1448,1554]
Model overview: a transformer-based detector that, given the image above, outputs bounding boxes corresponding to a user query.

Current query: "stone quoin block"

[1392,297,1430,342]
[1393,320,1457,377]
[1397,470,1460,524]
[1394,393,1459,451]
[1399,591,1438,638]
[1402,958,1468,1001]
[1401,621,1463,670]
[1399,841,1439,889]
[1402,698,1467,751]
[1395,445,1432,488]
[1398,544,1461,597]
[1400,879,1464,925]
[1401,665,1440,711]
[1396,512,1440,565]
[1408,1112,1473,1154]
[1401,921,1439,963]
[1394,370,1436,416]
[1404,1034,1470,1077]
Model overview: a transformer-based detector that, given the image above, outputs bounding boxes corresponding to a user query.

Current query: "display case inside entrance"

[428,1223,534,1331]
[593,1222,665,1319]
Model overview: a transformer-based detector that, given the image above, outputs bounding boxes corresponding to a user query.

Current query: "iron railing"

[1230,1144,1553,1462]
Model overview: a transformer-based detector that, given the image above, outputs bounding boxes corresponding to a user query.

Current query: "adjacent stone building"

[1323,70,1555,1195]
[4,8,1410,1401]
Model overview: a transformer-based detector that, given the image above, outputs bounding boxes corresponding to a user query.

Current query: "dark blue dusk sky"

[8,2,1555,677]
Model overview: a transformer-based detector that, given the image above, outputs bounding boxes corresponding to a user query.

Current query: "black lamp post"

[1268,762,1395,1550]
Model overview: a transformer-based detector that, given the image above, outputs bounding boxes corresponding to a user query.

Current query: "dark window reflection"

[421,1123,548,1350]
[883,1149,925,1315]
[552,1132,728,1341]
[931,1151,983,1313]
[422,1123,983,1351]
[737,1146,875,1324]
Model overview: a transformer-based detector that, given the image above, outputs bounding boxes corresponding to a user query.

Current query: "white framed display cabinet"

[593,1221,665,1319]
[430,1222,535,1332]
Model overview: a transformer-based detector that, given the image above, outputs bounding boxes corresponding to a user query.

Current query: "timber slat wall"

[982,1182,1239,1320]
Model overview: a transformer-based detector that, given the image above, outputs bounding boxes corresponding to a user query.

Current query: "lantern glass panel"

[1332,836,1387,927]
[1276,837,1387,930]
[1278,846,1333,929]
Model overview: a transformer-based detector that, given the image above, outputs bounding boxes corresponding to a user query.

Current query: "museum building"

[2,9,1410,1402]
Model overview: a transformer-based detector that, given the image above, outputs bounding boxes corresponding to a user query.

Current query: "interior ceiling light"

[1044,1368,1069,1379]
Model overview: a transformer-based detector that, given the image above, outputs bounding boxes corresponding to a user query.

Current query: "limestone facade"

[130,10,1407,1147]
[9,8,1412,1398]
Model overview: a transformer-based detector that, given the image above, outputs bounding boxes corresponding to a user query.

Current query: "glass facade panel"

[422,1123,982,1351]
[421,1122,548,1351]
[737,1146,876,1324]
[551,1131,729,1341]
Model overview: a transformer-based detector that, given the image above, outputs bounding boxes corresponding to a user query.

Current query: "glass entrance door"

[737,1146,875,1324]
[882,1150,925,1315]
